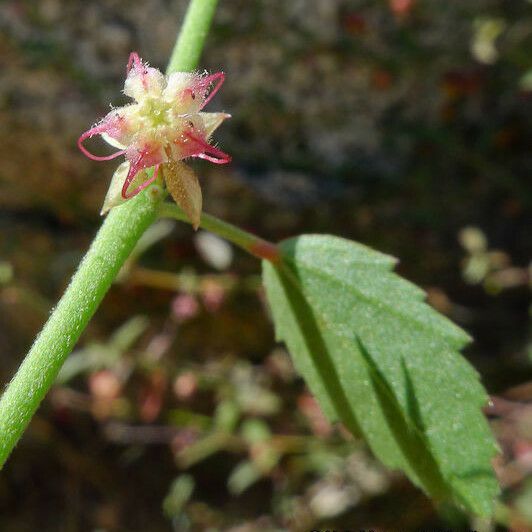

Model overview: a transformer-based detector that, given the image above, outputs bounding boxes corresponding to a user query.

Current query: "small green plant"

[0,0,499,518]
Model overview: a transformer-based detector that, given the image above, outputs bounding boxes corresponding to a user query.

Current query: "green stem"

[158,202,279,262]
[0,0,219,469]
[166,0,219,74]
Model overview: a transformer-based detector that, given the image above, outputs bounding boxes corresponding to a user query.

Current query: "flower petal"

[199,112,231,138]
[182,130,231,164]
[164,161,203,230]
[101,133,127,150]
[122,154,161,199]
[123,163,161,199]
[122,143,164,199]
[163,72,198,106]
[124,52,165,101]
[196,72,225,110]
[78,110,130,161]
[164,71,225,113]
[100,162,148,215]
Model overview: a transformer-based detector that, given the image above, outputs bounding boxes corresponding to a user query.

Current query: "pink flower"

[79,52,231,226]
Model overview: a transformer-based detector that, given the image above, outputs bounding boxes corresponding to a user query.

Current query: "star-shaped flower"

[78,52,231,227]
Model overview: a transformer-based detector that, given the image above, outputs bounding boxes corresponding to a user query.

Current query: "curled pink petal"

[122,143,165,199]
[78,124,125,161]
[196,150,232,164]
[126,51,152,90]
[78,110,129,161]
[122,163,161,199]
[184,130,231,164]
[196,72,225,110]
[127,52,142,74]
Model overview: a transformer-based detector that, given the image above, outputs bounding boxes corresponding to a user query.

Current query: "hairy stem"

[166,0,219,74]
[158,202,279,262]
[0,0,219,468]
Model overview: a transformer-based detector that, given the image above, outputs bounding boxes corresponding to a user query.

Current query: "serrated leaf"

[164,161,202,230]
[262,234,499,516]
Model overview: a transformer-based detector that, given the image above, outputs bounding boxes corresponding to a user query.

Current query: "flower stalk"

[158,202,279,262]
[0,0,220,468]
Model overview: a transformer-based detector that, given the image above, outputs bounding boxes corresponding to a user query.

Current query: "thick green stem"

[0,0,219,468]
[158,202,279,262]
[166,0,219,74]
[0,195,156,464]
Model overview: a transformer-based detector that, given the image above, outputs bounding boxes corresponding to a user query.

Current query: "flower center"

[140,97,171,128]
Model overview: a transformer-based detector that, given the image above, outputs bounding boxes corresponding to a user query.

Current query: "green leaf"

[262,234,499,516]
[163,474,195,519]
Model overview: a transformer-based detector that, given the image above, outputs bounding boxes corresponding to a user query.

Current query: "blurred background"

[0,0,531,530]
